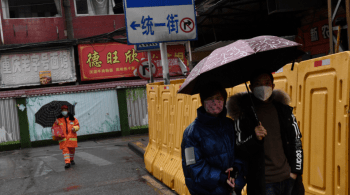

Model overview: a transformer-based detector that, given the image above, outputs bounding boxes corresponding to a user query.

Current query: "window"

[74,0,122,16]
[2,0,62,19]
[76,0,88,15]
[113,0,123,14]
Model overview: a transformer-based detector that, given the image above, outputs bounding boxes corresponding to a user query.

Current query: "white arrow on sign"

[137,59,158,80]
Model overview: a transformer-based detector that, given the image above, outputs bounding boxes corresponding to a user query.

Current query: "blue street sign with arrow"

[123,0,197,44]
[130,21,140,30]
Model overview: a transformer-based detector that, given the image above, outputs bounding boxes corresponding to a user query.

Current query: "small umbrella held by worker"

[35,101,75,128]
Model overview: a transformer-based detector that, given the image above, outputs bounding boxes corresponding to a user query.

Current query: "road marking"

[33,161,44,177]
[0,158,12,178]
[142,175,175,195]
[34,161,53,177]
[75,152,112,166]
[39,156,65,173]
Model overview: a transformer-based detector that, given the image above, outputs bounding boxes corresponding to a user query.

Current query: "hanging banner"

[26,90,121,141]
[79,43,142,81]
[0,99,20,144]
[150,44,189,77]
[150,44,187,64]
[152,57,183,77]
[0,47,76,88]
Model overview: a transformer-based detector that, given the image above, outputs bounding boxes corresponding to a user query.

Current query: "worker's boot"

[70,160,75,165]
[65,163,71,168]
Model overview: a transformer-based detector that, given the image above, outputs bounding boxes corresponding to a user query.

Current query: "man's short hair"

[199,82,227,103]
[249,70,274,85]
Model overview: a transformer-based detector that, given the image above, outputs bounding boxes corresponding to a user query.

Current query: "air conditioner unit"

[267,0,319,15]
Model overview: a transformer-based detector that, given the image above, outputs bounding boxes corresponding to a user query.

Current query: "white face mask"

[62,111,68,116]
[253,86,273,101]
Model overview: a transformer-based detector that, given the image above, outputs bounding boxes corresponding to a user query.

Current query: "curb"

[128,141,146,159]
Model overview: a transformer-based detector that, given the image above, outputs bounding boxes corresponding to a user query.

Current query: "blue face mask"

[62,111,68,116]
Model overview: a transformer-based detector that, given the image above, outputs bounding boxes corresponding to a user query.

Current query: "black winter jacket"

[227,90,304,195]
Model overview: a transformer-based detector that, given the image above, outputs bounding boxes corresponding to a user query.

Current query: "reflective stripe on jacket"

[54,113,80,149]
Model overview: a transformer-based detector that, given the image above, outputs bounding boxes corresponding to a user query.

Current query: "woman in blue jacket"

[181,82,246,195]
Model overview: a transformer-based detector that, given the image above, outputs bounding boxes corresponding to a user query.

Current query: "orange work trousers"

[62,147,75,164]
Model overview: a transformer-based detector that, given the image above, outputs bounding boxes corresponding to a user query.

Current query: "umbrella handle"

[244,83,260,126]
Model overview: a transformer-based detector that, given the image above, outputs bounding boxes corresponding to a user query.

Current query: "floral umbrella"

[178,35,304,95]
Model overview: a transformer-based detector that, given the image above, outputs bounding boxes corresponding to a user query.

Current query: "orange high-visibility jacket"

[53,116,80,150]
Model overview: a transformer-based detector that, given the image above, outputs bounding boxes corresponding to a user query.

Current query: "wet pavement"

[127,135,149,159]
[0,134,173,195]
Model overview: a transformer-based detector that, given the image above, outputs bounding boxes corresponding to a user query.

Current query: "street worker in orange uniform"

[53,105,80,168]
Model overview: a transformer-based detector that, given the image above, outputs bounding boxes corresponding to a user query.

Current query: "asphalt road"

[0,134,174,195]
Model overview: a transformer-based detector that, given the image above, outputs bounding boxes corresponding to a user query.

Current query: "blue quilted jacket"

[181,106,246,195]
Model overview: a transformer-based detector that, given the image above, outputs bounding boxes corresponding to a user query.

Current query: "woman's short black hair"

[249,70,274,85]
[199,82,227,104]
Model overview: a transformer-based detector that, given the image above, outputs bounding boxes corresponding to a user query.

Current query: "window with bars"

[1,0,61,19]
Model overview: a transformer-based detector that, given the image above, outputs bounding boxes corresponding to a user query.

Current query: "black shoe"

[65,163,71,168]
[71,160,75,165]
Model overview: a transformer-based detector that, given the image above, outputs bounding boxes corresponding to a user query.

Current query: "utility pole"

[346,0,350,49]
[328,0,334,54]
[187,41,193,70]
[160,43,170,85]
[63,0,74,39]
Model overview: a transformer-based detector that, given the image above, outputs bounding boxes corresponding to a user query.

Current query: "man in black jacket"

[227,71,304,195]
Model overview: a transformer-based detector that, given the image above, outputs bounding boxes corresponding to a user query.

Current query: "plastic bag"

[51,122,65,141]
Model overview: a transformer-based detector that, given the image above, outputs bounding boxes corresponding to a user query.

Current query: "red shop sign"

[78,43,142,81]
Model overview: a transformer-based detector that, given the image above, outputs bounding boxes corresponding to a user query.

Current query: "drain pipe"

[0,13,4,45]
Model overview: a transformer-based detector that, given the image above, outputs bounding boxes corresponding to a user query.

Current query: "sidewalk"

[0,133,175,195]
[127,134,149,158]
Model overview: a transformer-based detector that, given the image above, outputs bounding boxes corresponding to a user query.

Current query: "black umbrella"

[35,101,75,128]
